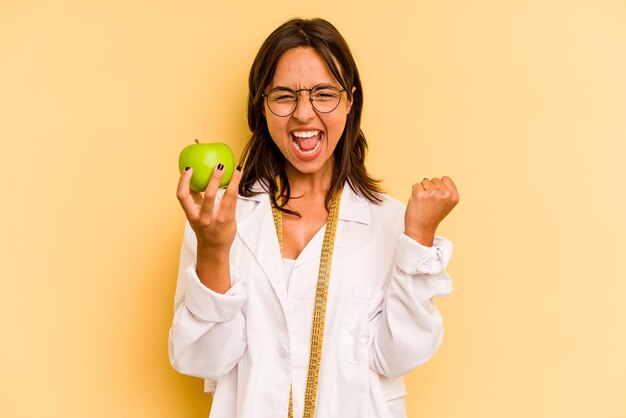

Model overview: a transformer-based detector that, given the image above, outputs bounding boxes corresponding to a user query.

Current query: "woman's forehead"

[270,46,339,89]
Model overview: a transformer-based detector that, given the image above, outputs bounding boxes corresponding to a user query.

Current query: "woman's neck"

[284,160,333,198]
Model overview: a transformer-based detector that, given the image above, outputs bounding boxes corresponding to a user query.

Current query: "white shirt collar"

[240,180,372,225]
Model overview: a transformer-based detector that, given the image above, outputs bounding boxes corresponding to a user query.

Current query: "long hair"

[239,18,383,215]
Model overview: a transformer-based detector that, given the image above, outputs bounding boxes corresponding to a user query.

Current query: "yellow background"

[1,0,625,417]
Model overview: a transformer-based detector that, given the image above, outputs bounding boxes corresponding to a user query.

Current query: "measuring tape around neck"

[271,189,342,418]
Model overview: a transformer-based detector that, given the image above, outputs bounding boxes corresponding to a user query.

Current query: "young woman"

[170,18,459,418]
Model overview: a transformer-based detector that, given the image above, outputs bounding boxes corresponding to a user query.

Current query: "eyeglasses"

[262,84,346,117]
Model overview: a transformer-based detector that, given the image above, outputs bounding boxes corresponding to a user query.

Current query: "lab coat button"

[279,346,289,359]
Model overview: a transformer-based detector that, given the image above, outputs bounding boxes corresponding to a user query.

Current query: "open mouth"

[291,130,322,158]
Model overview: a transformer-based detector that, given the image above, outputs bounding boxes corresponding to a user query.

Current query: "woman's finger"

[220,166,243,212]
[441,176,460,201]
[200,164,226,216]
[421,178,436,191]
[430,177,447,191]
[176,167,198,219]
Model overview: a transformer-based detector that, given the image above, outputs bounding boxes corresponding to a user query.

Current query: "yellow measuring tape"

[271,189,342,418]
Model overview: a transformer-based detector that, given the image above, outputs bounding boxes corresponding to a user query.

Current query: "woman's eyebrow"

[312,83,336,88]
[271,86,296,91]
[270,82,338,91]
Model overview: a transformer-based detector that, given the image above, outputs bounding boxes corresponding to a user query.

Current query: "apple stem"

[195,139,200,144]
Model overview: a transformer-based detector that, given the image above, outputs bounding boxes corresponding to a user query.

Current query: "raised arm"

[370,176,459,377]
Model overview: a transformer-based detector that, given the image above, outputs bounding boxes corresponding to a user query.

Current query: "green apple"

[178,140,235,192]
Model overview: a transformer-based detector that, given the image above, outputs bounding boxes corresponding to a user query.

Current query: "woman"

[170,18,459,418]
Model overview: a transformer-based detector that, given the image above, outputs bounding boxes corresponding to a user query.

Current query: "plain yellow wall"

[1,0,625,417]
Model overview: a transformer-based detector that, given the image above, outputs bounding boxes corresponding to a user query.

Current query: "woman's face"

[264,47,353,177]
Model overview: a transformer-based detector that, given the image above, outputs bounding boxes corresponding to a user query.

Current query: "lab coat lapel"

[234,184,372,314]
[236,192,288,317]
[336,183,371,227]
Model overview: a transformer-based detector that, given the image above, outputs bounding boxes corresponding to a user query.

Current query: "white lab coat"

[169,182,453,418]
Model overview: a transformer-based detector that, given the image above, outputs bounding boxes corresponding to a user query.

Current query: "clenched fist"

[404,176,459,247]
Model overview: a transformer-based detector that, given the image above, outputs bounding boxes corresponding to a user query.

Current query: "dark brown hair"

[239,18,383,215]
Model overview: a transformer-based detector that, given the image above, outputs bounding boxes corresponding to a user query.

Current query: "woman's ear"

[347,86,356,114]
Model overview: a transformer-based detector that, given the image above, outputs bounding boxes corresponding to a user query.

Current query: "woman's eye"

[313,93,336,101]
[273,94,296,102]
[312,89,339,100]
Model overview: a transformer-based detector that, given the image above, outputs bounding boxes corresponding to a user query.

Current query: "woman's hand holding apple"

[404,176,459,247]
[176,164,242,293]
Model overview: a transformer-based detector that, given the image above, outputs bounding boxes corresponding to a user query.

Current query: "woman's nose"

[292,95,316,121]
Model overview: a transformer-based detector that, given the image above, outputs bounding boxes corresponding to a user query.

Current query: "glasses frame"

[261,84,346,117]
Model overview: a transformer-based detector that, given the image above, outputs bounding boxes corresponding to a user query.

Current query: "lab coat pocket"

[340,287,385,365]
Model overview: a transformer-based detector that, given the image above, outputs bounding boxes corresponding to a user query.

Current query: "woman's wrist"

[197,246,230,263]
[404,227,435,247]
[196,246,231,293]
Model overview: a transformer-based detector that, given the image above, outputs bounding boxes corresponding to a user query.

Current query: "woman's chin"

[285,157,334,177]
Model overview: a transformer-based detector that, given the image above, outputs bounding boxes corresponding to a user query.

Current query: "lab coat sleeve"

[369,231,453,378]
[168,222,247,382]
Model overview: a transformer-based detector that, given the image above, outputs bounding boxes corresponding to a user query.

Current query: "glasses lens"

[267,89,297,116]
[265,86,343,116]
[310,86,342,113]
